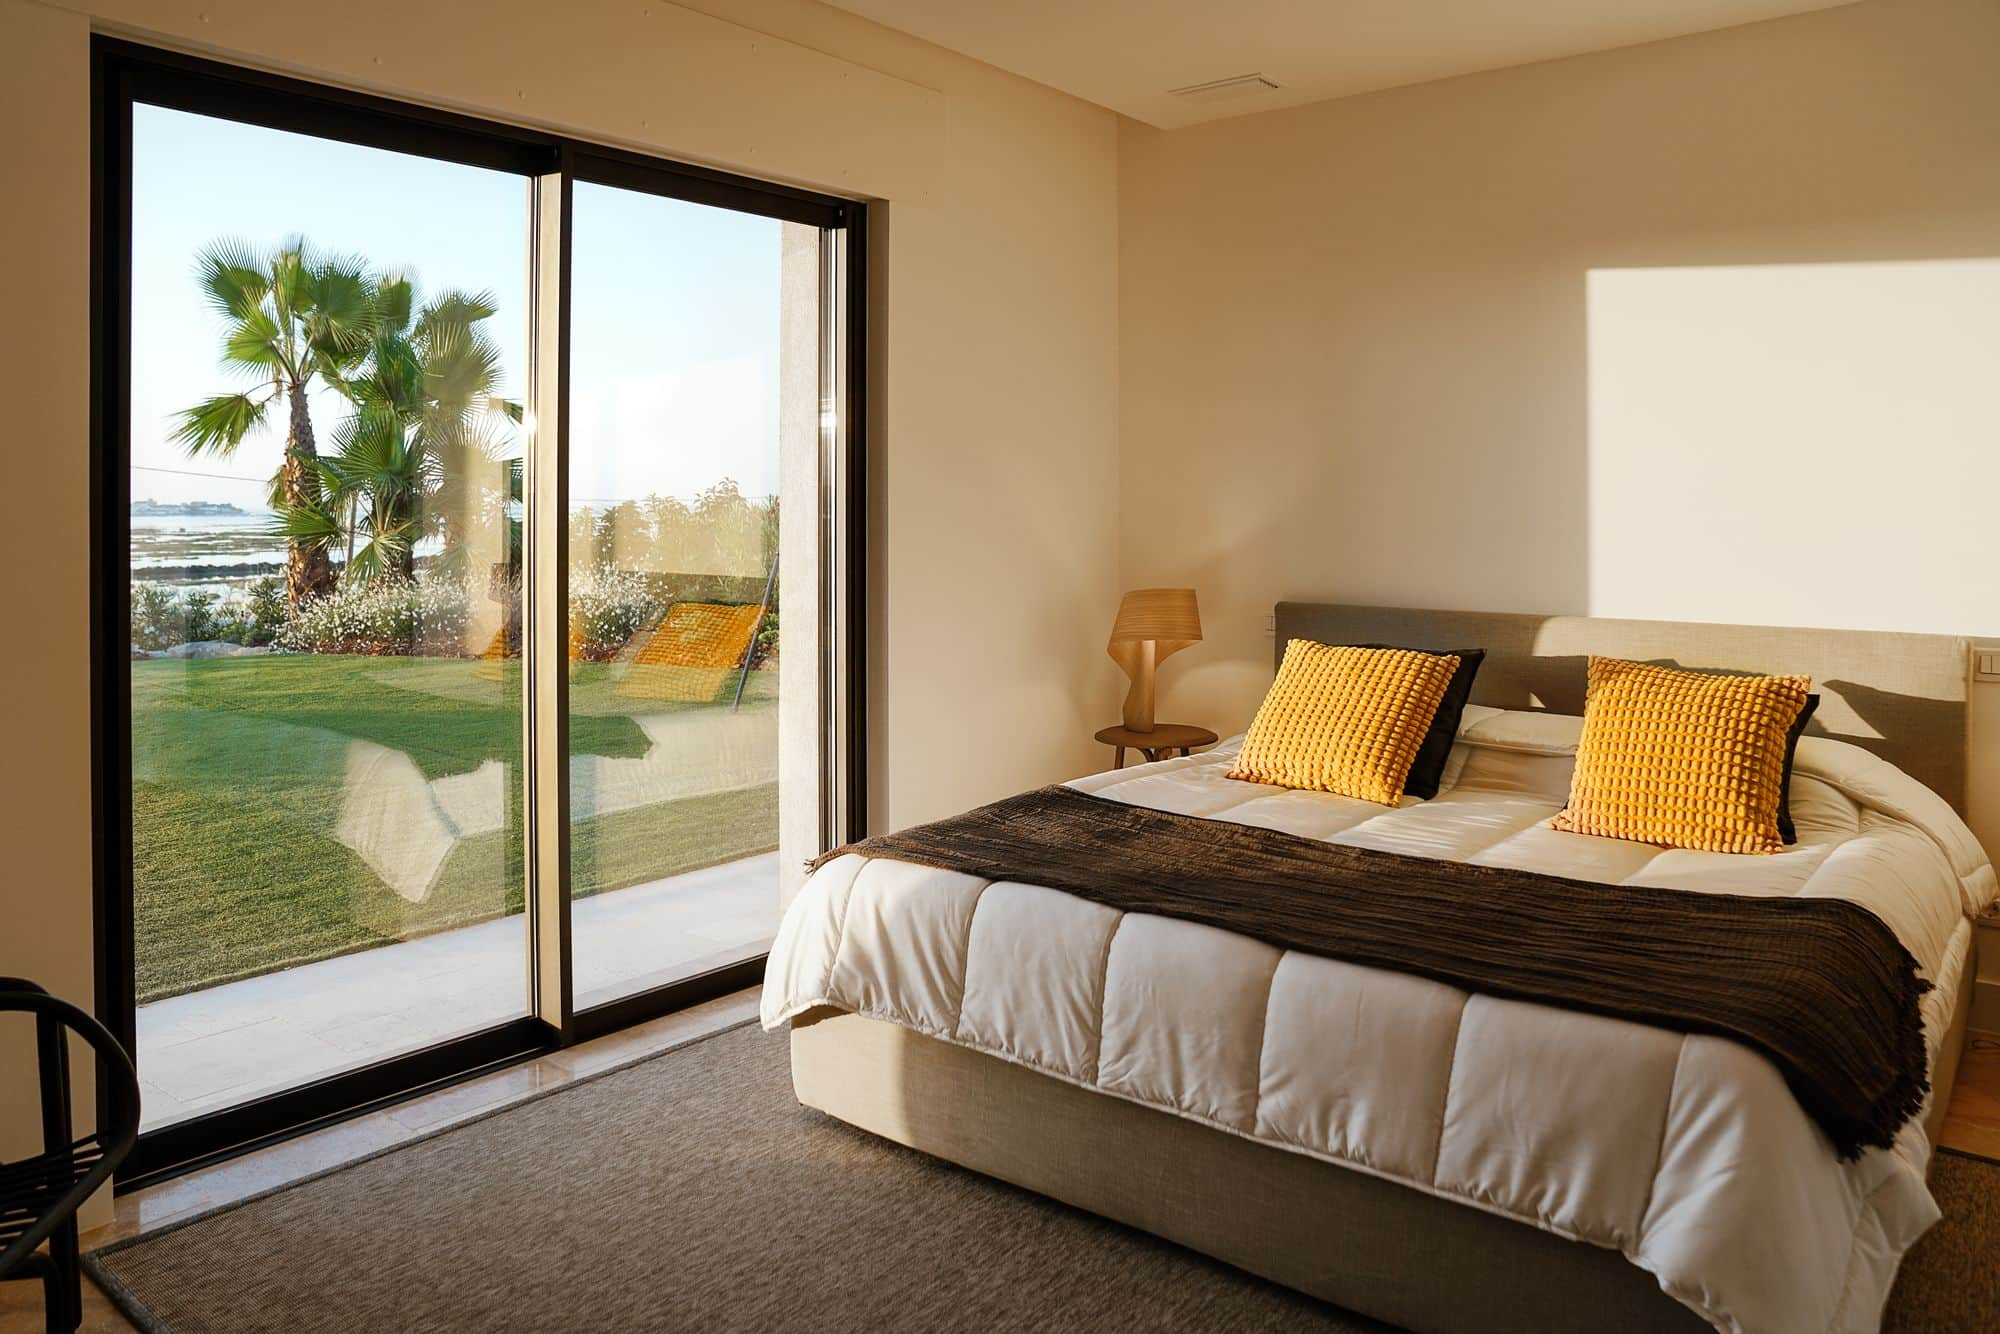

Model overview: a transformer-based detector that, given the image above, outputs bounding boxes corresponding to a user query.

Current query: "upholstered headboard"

[1274,603,1980,813]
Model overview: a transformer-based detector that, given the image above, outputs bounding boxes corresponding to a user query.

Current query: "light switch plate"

[1974,646,2000,683]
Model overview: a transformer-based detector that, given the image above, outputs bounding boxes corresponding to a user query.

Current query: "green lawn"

[132,654,778,1004]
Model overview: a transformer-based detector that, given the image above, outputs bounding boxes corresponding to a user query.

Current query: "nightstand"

[1094,723,1218,769]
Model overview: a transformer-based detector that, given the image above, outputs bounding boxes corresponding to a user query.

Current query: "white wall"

[0,0,1120,1199]
[1119,0,2000,737]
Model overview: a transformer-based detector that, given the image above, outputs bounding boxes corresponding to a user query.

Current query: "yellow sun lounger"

[471,621,591,678]
[471,625,516,680]
[615,602,764,702]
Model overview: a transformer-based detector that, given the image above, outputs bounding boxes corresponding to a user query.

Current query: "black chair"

[0,980,141,1334]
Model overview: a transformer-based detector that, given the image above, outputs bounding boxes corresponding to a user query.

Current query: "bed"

[761,605,1996,1334]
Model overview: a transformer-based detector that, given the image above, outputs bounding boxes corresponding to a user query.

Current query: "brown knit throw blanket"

[813,785,1932,1160]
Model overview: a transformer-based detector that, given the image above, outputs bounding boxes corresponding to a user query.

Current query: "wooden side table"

[1094,723,1218,769]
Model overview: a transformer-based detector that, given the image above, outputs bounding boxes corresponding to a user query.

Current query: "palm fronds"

[267,485,347,547]
[194,239,269,322]
[373,272,416,336]
[414,289,499,337]
[339,519,420,585]
[303,251,379,361]
[171,391,272,456]
[220,307,284,375]
[178,240,524,597]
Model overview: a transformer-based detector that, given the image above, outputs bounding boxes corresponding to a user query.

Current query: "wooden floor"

[1940,1032,2000,1160]
[6,1016,2000,1332]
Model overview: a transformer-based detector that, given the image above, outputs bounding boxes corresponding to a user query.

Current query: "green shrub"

[242,576,287,647]
[753,607,778,666]
[132,578,295,651]
[132,584,179,650]
[131,584,226,649]
[180,590,220,643]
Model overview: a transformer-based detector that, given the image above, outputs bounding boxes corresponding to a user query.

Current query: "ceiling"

[819,0,1857,128]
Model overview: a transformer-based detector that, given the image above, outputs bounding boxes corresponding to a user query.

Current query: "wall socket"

[1264,613,1277,638]
[1974,646,2000,683]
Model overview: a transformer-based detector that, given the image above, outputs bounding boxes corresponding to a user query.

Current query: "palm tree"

[273,275,521,584]
[172,237,376,608]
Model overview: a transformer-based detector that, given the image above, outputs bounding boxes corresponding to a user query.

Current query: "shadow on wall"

[1271,601,1973,811]
[1824,679,1970,807]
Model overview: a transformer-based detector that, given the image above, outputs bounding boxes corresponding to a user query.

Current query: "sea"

[130,504,287,595]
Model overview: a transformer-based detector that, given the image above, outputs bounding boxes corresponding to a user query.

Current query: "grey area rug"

[87,1023,2000,1333]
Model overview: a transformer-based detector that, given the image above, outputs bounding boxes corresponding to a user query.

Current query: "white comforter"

[762,708,1996,1334]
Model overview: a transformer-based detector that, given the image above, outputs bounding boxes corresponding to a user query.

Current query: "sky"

[129,104,782,511]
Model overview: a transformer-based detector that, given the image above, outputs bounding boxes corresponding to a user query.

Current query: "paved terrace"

[137,852,780,1129]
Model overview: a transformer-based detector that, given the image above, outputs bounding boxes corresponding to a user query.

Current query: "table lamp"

[1107,588,1202,733]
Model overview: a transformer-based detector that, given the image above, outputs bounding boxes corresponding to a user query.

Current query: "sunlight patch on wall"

[1586,260,2000,636]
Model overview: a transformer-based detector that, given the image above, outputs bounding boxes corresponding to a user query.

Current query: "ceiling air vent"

[1166,73,1282,105]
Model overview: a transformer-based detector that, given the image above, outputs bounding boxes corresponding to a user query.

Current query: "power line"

[132,464,268,484]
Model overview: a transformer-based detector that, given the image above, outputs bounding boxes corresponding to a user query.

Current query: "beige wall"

[0,0,95,1169]
[0,0,1119,1184]
[1120,0,2000,738]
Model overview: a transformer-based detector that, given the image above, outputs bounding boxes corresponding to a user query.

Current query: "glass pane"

[566,184,819,1008]
[128,105,531,1128]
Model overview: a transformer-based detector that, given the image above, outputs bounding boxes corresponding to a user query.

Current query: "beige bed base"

[792,950,1972,1334]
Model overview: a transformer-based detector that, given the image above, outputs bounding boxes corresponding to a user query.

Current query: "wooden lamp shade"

[1107,588,1201,733]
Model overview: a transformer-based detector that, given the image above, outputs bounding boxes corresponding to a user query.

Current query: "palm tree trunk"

[281,383,338,608]
[392,498,417,582]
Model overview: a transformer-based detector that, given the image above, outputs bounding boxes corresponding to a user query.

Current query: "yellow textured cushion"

[1228,641,1460,804]
[1551,657,1811,854]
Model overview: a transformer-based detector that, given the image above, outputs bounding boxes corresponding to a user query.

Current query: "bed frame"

[788,605,1988,1334]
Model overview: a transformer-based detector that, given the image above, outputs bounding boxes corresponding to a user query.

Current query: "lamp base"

[1119,644,1157,732]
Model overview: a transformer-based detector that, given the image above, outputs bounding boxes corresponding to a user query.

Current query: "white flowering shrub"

[276,573,475,656]
[569,565,661,661]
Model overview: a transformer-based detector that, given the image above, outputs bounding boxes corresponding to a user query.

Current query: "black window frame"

[91,35,867,1187]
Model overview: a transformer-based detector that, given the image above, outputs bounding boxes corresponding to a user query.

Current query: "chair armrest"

[0,989,141,1277]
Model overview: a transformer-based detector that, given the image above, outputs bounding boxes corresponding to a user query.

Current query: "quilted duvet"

[762,708,1996,1334]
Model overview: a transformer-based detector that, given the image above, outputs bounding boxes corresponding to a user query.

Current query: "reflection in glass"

[563,185,818,1008]
[128,105,530,1128]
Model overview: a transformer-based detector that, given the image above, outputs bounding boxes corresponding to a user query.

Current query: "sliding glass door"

[123,104,534,1131]
[563,186,819,1010]
[95,39,864,1180]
